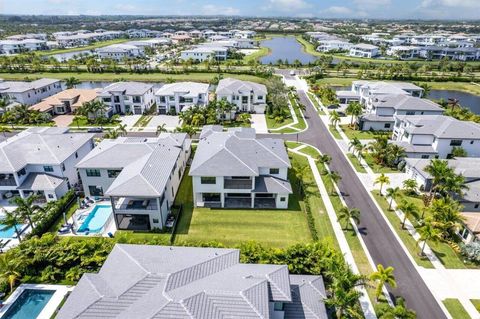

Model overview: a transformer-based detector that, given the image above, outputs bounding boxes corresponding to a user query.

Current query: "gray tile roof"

[372,94,444,112]
[190,126,290,177]
[397,115,480,139]
[254,176,293,194]
[405,157,480,180]
[463,180,480,203]
[0,128,94,173]
[390,141,437,154]
[0,78,60,93]
[16,172,66,190]
[360,114,394,122]
[77,134,188,197]
[98,81,153,96]
[216,78,267,96]
[155,82,209,97]
[56,244,327,319]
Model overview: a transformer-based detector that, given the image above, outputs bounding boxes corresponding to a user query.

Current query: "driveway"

[250,114,268,134]
[145,115,180,132]
[53,115,74,127]
[120,115,142,129]
[260,83,448,318]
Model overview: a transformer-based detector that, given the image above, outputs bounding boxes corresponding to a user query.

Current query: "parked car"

[87,127,103,133]
[289,70,296,76]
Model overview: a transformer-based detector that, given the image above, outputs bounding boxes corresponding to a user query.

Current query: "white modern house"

[180,46,228,62]
[96,44,144,61]
[97,82,155,115]
[155,82,209,115]
[392,115,480,159]
[190,126,292,209]
[76,134,191,230]
[216,78,267,115]
[316,40,352,52]
[359,94,444,131]
[0,78,62,105]
[386,46,421,60]
[352,81,424,104]
[349,44,379,58]
[0,39,48,55]
[56,244,328,319]
[0,127,94,203]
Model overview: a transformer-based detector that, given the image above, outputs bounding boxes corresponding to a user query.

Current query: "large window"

[200,176,216,184]
[450,140,463,146]
[88,185,104,196]
[86,169,101,177]
[107,169,122,178]
[43,165,54,172]
[269,168,280,175]
[132,96,141,103]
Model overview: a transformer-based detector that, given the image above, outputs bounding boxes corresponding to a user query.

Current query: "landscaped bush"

[28,190,76,238]
[461,242,480,263]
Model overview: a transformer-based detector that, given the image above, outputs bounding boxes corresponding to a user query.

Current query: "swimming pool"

[77,205,112,233]
[0,223,25,239]
[2,289,54,319]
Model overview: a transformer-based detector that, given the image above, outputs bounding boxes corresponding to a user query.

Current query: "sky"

[1,0,480,20]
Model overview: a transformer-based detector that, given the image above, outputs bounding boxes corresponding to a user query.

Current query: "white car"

[289,70,296,76]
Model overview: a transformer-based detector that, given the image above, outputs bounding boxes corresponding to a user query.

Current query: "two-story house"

[392,115,480,159]
[216,78,267,115]
[76,134,191,231]
[348,44,380,58]
[155,82,210,114]
[190,126,292,209]
[359,94,444,131]
[352,81,424,105]
[0,78,62,105]
[97,82,155,115]
[29,88,99,116]
[96,44,145,61]
[0,127,94,204]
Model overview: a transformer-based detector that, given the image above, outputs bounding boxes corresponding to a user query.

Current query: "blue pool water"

[3,289,55,319]
[77,205,112,233]
[0,223,24,239]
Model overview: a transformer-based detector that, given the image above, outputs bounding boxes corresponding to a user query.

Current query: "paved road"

[261,89,447,319]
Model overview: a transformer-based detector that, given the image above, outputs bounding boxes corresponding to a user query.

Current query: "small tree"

[327,171,342,195]
[402,179,418,195]
[338,207,361,230]
[370,264,397,301]
[374,173,390,194]
[398,199,418,229]
[385,187,400,210]
[417,219,442,256]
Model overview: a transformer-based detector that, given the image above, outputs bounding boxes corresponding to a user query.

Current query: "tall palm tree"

[10,195,44,230]
[439,173,468,197]
[329,110,341,127]
[64,76,80,89]
[425,159,451,197]
[0,254,21,293]
[327,171,342,194]
[156,123,167,135]
[385,187,400,210]
[398,199,418,229]
[370,264,397,301]
[374,173,390,194]
[348,138,362,157]
[417,219,442,256]
[104,128,119,139]
[0,209,22,242]
[346,101,363,127]
[316,154,332,166]
[402,179,418,195]
[116,124,127,137]
[338,206,361,230]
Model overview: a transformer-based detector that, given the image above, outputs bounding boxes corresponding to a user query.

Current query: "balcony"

[113,197,159,211]
[0,174,16,187]
[224,178,252,190]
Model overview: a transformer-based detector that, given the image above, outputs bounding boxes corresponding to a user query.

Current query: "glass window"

[273,302,284,311]
[200,176,216,184]
[43,165,54,172]
[450,140,463,146]
[86,169,101,177]
[107,169,122,178]
[17,168,26,176]
[88,185,104,196]
[421,155,430,159]
[269,168,280,174]
[280,197,286,202]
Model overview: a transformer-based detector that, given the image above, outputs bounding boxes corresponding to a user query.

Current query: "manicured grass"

[267,94,306,132]
[68,116,120,128]
[443,299,471,319]
[328,125,342,139]
[306,92,326,115]
[298,146,320,159]
[133,115,153,127]
[371,191,434,268]
[363,153,399,174]
[38,38,134,56]
[289,95,307,131]
[266,114,293,130]
[243,47,270,63]
[347,154,367,173]
[340,124,391,140]
[0,72,268,84]
[174,161,321,248]
[470,299,480,312]
[285,141,303,149]
[115,231,171,243]
[48,203,78,234]
[422,81,480,96]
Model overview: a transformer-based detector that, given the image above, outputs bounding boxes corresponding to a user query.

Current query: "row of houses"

[179,38,257,62]
[362,32,480,47]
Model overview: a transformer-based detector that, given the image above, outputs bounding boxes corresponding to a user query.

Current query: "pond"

[50,49,93,62]
[429,90,480,115]
[260,36,318,65]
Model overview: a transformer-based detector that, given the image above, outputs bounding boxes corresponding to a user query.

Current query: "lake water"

[260,36,317,65]
[50,50,93,62]
[429,90,480,114]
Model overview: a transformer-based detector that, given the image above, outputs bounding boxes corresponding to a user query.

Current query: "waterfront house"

[98,82,155,115]
[29,88,99,116]
[0,78,62,106]
[155,82,209,115]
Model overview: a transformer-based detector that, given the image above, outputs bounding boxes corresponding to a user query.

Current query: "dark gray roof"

[405,158,480,181]
[390,141,436,154]
[396,115,480,139]
[360,114,394,122]
[16,172,66,191]
[216,78,267,96]
[56,244,327,319]
[372,94,444,112]
[254,176,293,194]
[190,126,290,177]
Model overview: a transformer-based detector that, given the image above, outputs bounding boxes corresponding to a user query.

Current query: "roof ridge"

[269,176,292,193]
[240,281,268,319]
[224,142,258,175]
[255,139,290,167]
[116,245,150,274]
[38,134,61,163]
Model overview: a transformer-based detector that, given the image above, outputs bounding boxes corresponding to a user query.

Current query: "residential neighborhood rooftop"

[155,81,210,97]
[29,88,99,113]
[98,81,154,97]
[0,78,60,93]
[395,115,480,139]
[216,77,267,96]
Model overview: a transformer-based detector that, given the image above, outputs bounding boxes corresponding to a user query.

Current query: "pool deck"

[0,284,73,319]
[62,200,117,237]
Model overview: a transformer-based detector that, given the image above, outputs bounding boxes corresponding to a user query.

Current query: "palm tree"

[402,179,418,195]
[375,297,416,319]
[316,154,331,166]
[329,110,340,127]
[385,187,400,210]
[0,254,21,293]
[348,138,362,157]
[0,209,22,242]
[156,123,167,135]
[425,159,451,197]
[327,286,363,319]
[417,219,442,256]
[345,101,362,127]
[439,173,468,197]
[398,199,418,229]
[374,173,390,194]
[338,206,361,230]
[327,171,342,194]
[104,128,119,139]
[64,76,80,89]
[117,124,127,137]
[10,195,44,230]
[370,264,397,301]
[0,126,11,137]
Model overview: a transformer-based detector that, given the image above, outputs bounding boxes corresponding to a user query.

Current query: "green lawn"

[133,115,153,127]
[443,299,471,319]
[266,114,293,130]
[470,299,480,312]
[267,94,306,132]
[340,125,391,140]
[363,153,399,174]
[68,116,120,128]
[371,191,434,268]
[173,158,329,248]
[328,125,342,139]
[0,72,268,84]
[347,154,367,173]
[306,92,326,115]
[243,47,270,63]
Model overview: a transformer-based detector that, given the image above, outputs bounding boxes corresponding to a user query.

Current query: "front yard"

[339,125,391,140]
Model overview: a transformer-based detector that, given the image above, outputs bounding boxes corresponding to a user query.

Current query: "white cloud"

[321,6,353,15]
[421,0,479,8]
[353,0,391,7]
[201,4,240,15]
[265,0,310,12]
